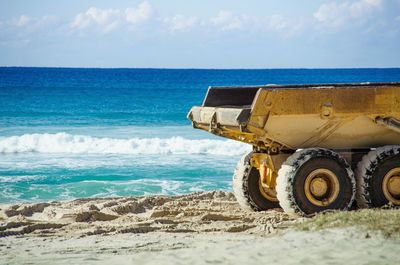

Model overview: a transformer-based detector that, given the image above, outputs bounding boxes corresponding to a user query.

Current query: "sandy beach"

[1,0,400,264]
[1,191,399,265]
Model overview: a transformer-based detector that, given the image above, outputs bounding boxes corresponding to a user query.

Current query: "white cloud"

[125,1,152,24]
[0,15,57,32]
[350,0,382,17]
[210,11,244,31]
[71,13,91,29]
[6,15,56,30]
[314,2,343,25]
[314,0,382,26]
[260,15,303,37]
[163,15,198,32]
[208,11,301,36]
[0,15,57,48]
[14,15,31,27]
[71,7,121,32]
[263,15,290,31]
[71,1,153,33]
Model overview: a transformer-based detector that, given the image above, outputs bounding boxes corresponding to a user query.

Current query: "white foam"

[0,175,46,183]
[0,132,250,156]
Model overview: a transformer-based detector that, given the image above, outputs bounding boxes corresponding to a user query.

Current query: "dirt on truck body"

[188,82,400,216]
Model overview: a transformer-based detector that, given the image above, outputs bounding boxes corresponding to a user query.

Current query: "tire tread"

[276,148,355,216]
[356,145,400,208]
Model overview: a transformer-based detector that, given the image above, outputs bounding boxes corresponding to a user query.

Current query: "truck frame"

[188,82,400,216]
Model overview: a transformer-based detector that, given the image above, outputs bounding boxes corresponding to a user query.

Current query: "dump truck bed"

[188,82,400,151]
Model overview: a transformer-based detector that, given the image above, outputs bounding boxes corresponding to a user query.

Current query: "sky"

[0,0,399,68]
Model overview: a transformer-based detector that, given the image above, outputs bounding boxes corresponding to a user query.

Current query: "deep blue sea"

[1,67,400,203]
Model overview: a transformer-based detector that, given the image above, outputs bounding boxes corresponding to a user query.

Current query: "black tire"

[356,146,400,208]
[232,152,280,211]
[276,148,355,216]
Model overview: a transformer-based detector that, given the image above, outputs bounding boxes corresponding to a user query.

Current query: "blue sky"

[0,0,399,68]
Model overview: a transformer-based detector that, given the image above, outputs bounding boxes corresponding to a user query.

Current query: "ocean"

[1,67,400,203]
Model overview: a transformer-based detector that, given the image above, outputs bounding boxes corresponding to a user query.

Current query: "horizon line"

[1,66,400,70]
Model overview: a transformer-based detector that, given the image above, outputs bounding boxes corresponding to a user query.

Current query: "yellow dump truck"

[188,82,400,216]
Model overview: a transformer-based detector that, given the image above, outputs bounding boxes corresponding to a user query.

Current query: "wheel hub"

[382,168,400,205]
[304,169,340,207]
[259,179,279,202]
[310,177,328,197]
[388,176,400,195]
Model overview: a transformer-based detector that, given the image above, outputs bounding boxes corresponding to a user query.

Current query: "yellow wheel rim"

[304,168,340,207]
[259,178,278,202]
[382,167,400,205]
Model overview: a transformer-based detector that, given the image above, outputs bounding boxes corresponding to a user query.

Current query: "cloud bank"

[0,0,398,67]
[1,0,392,36]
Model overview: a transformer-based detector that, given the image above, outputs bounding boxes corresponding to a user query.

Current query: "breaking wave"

[0,133,250,156]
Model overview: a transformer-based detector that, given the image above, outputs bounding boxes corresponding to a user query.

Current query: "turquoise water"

[1,67,400,203]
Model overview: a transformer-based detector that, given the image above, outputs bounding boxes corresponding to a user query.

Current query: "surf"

[0,132,250,156]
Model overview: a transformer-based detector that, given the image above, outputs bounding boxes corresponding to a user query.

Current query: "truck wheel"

[276,148,355,216]
[356,146,400,208]
[232,152,280,211]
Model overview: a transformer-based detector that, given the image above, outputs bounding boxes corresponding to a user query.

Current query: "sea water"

[1,68,400,203]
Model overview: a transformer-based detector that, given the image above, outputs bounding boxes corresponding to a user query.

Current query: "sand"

[1,191,399,265]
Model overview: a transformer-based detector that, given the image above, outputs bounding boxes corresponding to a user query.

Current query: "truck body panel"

[188,83,400,151]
